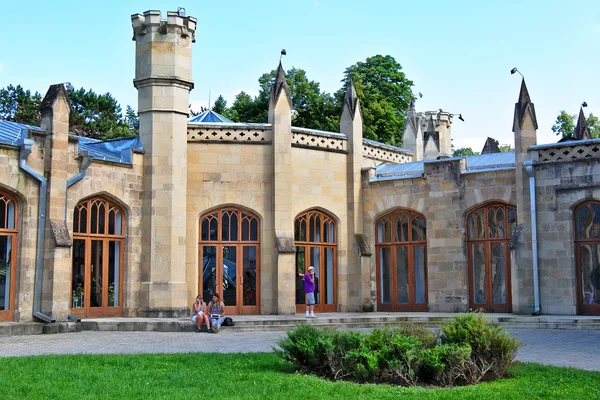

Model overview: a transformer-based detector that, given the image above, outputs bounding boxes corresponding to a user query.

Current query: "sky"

[1,0,599,151]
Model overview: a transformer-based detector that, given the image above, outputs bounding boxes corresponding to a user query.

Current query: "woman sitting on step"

[192,295,211,333]
[207,293,225,333]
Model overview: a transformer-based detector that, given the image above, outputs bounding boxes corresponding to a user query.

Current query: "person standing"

[300,266,317,318]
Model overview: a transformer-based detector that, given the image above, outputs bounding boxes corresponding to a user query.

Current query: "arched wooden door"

[467,203,515,312]
[0,192,17,321]
[375,209,428,312]
[294,210,337,313]
[71,197,125,317]
[575,201,600,315]
[198,207,260,315]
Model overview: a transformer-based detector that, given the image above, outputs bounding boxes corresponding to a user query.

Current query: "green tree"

[552,110,576,139]
[0,84,42,126]
[125,105,139,132]
[551,111,600,139]
[68,88,134,140]
[453,147,479,157]
[498,143,514,152]
[338,55,413,145]
[232,67,338,131]
[212,95,228,115]
[226,91,257,123]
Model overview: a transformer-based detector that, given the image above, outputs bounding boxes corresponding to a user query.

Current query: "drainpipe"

[65,151,93,222]
[524,159,541,315]
[18,129,55,323]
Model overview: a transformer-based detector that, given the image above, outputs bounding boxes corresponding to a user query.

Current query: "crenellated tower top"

[131,10,197,42]
[131,10,197,93]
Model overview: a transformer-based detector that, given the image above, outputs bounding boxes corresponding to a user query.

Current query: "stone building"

[0,9,599,325]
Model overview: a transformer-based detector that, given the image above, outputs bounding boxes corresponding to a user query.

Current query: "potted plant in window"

[72,283,84,308]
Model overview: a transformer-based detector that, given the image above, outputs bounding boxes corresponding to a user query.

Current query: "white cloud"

[189,99,208,113]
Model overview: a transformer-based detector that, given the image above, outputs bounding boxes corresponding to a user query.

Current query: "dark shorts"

[306,292,315,306]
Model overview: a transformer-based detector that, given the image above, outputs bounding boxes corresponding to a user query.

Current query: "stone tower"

[402,107,453,161]
[269,62,296,314]
[512,79,538,314]
[131,10,196,317]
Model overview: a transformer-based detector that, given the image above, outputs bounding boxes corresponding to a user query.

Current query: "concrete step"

[4,313,600,336]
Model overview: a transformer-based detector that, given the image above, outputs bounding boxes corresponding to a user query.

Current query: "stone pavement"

[0,328,599,372]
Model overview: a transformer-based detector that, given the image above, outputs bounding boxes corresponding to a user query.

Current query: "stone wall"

[533,143,600,314]
[363,158,516,312]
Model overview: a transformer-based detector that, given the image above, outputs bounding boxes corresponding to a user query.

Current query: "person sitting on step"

[191,294,211,333]
[207,293,225,333]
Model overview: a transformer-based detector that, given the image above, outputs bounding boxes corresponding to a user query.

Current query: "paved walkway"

[0,328,599,371]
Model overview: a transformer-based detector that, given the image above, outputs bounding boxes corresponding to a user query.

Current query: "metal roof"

[76,135,143,165]
[188,110,232,124]
[371,152,515,182]
[0,120,43,146]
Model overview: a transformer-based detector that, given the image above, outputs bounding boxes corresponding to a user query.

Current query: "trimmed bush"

[276,314,520,388]
[421,343,472,387]
[441,312,520,383]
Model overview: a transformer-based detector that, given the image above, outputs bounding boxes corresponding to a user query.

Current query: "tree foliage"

[338,55,413,145]
[216,55,413,145]
[552,110,600,139]
[0,85,42,126]
[212,95,227,115]
[67,88,135,140]
[453,147,479,157]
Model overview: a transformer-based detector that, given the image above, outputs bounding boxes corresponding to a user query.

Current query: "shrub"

[275,324,335,376]
[389,323,438,349]
[421,343,472,387]
[344,329,423,386]
[440,313,520,383]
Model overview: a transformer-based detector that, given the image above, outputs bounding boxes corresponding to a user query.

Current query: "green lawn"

[0,353,598,400]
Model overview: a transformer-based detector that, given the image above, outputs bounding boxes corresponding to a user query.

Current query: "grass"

[0,353,598,400]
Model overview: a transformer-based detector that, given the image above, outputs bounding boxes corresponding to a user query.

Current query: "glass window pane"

[469,210,485,239]
[250,217,258,241]
[379,247,392,304]
[0,198,5,229]
[577,203,600,239]
[396,246,409,303]
[295,247,306,304]
[221,213,230,241]
[488,207,505,238]
[90,240,103,308]
[414,246,426,304]
[324,248,334,304]
[91,202,98,234]
[491,243,506,304]
[243,246,257,306]
[71,239,85,309]
[108,241,121,307]
[471,243,486,304]
[115,211,122,235]
[395,213,408,242]
[580,244,600,305]
[0,236,12,311]
[310,247,321,304]
[223,246,237,306]
[202,246,217,300]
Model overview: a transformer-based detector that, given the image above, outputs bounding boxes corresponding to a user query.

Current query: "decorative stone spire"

[481,137,500,154]
[270,62,293,108]
[512,79,538,132]
[403,97,419,136]
[423,114,439,151]
[40,84,72,115]
[573,107,591,140]
[342,79,360,120]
